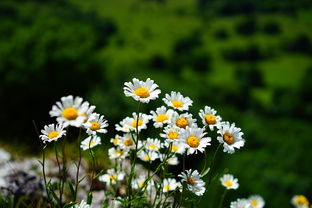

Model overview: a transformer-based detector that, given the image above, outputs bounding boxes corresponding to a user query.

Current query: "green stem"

[218,189,227,208]
[74,127,82,201]
[54,143,62,208]
[206,143,222,188]
[88,137,96,194]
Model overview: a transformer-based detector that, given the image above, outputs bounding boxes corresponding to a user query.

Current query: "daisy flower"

[83,113,108,135]
[132,175,154,191]
[171,112,196,129]
[108,147,129,160]
[115,113,151,133]
[178,169,206,196]
[220,174,239,190]
[79,101,96,123]
[159,154,179,165]
[49,95,87,127]
[140,138,161,152]
[40,123,66,143]
[163,91,193,111]
[180,126,211,155]
[119,134,135,150]
[138,151,159,162]
[291,195,309,207]
[163,141,185,155]
[248,195,265,208]
[160,125,182,143]
[163,178,180,192]
[74,200,91,208]
[198,106,222,131]
[217,122,245,154]
[150,106,174,128]
[80,135,101,151]
[123,78,161,103]
[110,135,123,146]
[99,168,124,185]
[230,199,251,208]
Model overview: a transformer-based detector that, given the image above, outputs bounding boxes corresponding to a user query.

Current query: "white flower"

[163,141,185,155]
[119,134,135,150]
[248,195,265,208]
[180,126,211,155]
[217,122,245,154]
[49,95,88,127]
[0,149,10,164]
[99,168,124,185]
[163,178,180,192]
[138,151,159,162]
[110,135,123,146]
[140,138,161,152]
[123,78,161,103]
[150,106,174,128]
[178,169,206,196]
[163,91,193,111]
[291,195,309,207]
[159,154,179,165]
[83,113,108,135]
[40,123,66,143]
[220,174,239,190]
[80,136,101,151]
[171,112,197,129]
[132,175,154,191]
[115,113,151,133]
[108,147,129,160]
[198,106,222,130]
[230,199,251,208]
[160,125,182,143]
[79,101,96,122]
[75,200,92,208]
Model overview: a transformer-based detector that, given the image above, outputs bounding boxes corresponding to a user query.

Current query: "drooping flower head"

[83,113,108,135]
[150,106,174,128]
[178,169,206,196]
[248,195,265,208]
[40,123,66,143]
[220,174,239,190]
[217,122,245,154]
[199,106,222,131]
[123,78,161,103]
[163,91,193,111]
[80,135,101,151]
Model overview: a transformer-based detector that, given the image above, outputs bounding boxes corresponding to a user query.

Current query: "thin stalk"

[74,127,82,201]
[88,137,96,193]
[218,189,227,208]
[60,137,67,206]
[54,143,62,208]
[206,143,222,188]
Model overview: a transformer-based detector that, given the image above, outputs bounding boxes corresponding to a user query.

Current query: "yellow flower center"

[168,131,179,140]
[48,131,59,139]
[131,120,143,127]
[294,195,309,205]
[187,136,200,148]
[187,177,195,186]
[113,138,119,145]
[109,175,117,181]
[62,107,78,120]
[204,114,217,125]
[172,145,178,152]
[176,118,189,128]
[164,185,171,191]
[172,100,183,108]
[144,155,151,160]
[124,139,133,146]
[251,200,258,206]
[224,180,233,187]
[116,151,124,156]
[149,144,158,150]
[139,181,147,188]
[134,88,150,98]
[223,133,235,145]
[88,141,95,146]
[156,114,169,122]
[90,122,100,131]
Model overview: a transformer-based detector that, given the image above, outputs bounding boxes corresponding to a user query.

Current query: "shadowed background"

[0,0,311,207]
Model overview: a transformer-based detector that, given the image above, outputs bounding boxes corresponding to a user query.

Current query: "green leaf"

[201,167,211,177]
[64,202,78,208]
[93,169,105,179]
[87,192,93,204]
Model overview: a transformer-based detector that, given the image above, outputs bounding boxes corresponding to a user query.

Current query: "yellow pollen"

[131,120,143,127]
[294,195,309,206]
[124,139,133,146]
[187,136,200,148]
[90,122,100,131]
[113,138,119,145]
[164,185,171,190]
[251,200,258,206]
[149,144,157,150]
[134,88,150,98]
[176,118,189,128]
[139,182,147,188]
[223,133,235,145]
[88,141,95,146]
[172,145,179,152]
[144,155,151,160]
[116,151,123,156]
[62,107,78,120]
[187,177,195,186]
[48,131,59,139]
[109,175,117,181]
[156,114,169,122]
[168,131,178,140]
[224,180,233,187]
[204,114,217,125]
[172,100,183,108]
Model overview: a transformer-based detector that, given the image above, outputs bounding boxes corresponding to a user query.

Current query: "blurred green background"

[0,0,311,207]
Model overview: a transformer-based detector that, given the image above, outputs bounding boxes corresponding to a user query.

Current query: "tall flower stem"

[88,137,96,194]
[54,143,62,208]
[218,189,227,208]
[206,143,222,188]
[74,127,82,201]
[60,136,67,206]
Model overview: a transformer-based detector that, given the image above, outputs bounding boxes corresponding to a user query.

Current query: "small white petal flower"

[150,106,174,128]
[123,78,161,103]
[163,141,186,155]
[217,122,245,154]
[110,135,123,146]
[79,101,96,122]
[132,175,154,191]
[40,123,66,143]
[178,169,206,196]
[248,195,265,208]
[99,168,124,185]
[220,174,239,190]
[108,147,129,160]
[171,112,197,129]
[80,136,101,151]
[198,106,222,131]
[160,125,182,143]
[159,154,179,165]
[75,200,92,208]
[140,138,161,152]
[119,134,136,150]
[180,126,211,155]
[230,198,251,208]
[49,95,88,127]
[291,195,309,207]
[83,113,108,135]
[163,91,193,111]
[138,151,159,162]
[163,178,180,192]
[115,113,151,133]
